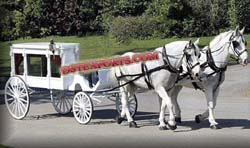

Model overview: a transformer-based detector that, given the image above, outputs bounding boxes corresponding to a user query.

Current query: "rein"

[114,44,197,90]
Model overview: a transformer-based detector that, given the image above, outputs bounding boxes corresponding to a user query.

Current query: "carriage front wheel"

[116,94,138,118]
[72,92,93,124]
[4,76,30,119]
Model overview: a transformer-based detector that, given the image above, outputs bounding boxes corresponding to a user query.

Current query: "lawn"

[0,34,249,77]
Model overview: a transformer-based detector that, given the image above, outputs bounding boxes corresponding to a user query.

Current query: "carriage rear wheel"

[116,94,138,118]
[4,76,30,119]
[51,90,73,115]
[73,92,93,124]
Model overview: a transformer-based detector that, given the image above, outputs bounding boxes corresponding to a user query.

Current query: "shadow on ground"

[21,108,250,130]
[174,119,250,132]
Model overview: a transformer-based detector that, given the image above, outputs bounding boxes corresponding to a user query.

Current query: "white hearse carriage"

[5,41,137,124]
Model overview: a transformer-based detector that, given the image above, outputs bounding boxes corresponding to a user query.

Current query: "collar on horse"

[206,46,227,73]
[162,45,183,73]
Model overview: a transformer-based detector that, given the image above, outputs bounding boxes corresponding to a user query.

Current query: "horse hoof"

[167,123,177,130]
[129,121,138,128]
[175,117,182,123]
[116,116,125,124]
[195,114,202,123]
[159,126,168,130]
[210,125,221,130]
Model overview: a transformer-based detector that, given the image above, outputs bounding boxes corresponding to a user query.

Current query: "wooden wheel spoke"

[65,96,71,105]
[6,97,15,102]
[19,92,27,99]
[19,97,28,104]
[17,103,21,117]
[19,103,25,115]
[6,91,15,98]
[10,83,17,93]
[9,100,16,111]
[7,86,15,96]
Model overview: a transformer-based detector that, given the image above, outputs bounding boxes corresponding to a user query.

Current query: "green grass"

[0,34,250,77]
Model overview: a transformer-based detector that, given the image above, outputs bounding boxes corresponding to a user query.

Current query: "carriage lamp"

[49,39,56,59]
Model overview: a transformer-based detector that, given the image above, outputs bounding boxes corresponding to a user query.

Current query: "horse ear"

[240,27,245,34]
[188,40,192,46]
[194,38,200,46]
[235,25,240,35]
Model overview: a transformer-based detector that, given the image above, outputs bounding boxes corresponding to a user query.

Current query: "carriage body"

[10,42,114,91]
[5,42,137,123]
[10,42,79,90]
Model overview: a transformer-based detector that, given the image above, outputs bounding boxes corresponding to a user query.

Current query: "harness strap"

[206,47,227,72]
[214,71,223,92]
[162,45,183,73]
[141,63,154,89]
[191,80,201,90]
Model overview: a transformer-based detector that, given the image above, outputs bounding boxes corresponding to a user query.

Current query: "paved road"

[0,65,249,148]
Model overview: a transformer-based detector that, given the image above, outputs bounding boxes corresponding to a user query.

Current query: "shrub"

[110,16,158,43]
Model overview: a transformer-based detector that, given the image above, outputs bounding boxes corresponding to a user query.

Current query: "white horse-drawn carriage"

[4,41,137,124]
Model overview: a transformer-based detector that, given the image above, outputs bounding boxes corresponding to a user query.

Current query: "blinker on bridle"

[184,43,200,72]
[230,34,248,57]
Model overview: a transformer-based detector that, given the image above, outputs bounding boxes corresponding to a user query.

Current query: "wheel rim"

[51,90,73,114]
[73,92,93,124]
[5,76,30,119]
[116,94,138,118]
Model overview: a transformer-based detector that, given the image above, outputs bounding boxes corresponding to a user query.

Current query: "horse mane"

[209,30,234,48]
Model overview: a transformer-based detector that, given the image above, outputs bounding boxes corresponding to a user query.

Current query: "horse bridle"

[230,34,248,58]
[183,45,200,74]
[162,43,200,74]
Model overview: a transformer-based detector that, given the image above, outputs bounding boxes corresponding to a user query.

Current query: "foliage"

[236,0,250,33]
[0,0,250,41]
[111,16,159,43]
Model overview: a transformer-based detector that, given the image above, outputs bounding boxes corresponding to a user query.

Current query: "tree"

[235,0,250,33]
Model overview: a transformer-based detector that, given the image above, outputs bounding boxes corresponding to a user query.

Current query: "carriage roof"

[11,42,79,52]
[11,42,80,66]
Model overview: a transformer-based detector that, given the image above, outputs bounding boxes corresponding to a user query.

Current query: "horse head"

[183,39,201,79]
[229,26,249,66]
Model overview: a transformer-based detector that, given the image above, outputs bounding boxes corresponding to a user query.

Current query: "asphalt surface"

[0,65,249,148]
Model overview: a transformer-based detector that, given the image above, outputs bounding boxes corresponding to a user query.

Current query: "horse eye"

[232,41,239,48]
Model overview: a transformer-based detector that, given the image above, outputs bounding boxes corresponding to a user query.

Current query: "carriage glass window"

[27,54,47,77]
[14,54,24,75]
[51,55,61,78]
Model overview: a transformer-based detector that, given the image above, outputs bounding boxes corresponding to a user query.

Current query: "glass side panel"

[14,54,24,75]
[27,54,47,77]
[50,55,61,78]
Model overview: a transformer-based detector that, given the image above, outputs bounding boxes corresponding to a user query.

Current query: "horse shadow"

[23,109,159,125]
[176,119,250,131]
[19,108,250,130]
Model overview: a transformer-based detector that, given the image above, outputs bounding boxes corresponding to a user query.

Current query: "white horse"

[111,40,201,130]
[169,26,248,129]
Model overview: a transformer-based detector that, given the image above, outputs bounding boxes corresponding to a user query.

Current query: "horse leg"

[209,87,220,129]
[156,86,176,130]
[204,87,219,129]
[118,86,138,128]
[170,86,183,123]
[195,109,208,123]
